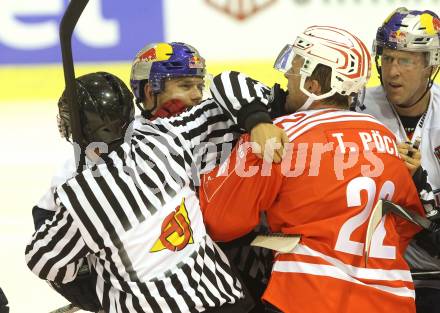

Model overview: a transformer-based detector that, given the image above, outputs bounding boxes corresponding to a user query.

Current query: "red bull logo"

[433,18,440,32]
[139,48,156,61]
[389,31,406,44]
[420,13,440,35]
[189,55,205,69]
[395,31,406,44]
[138,43,173,62]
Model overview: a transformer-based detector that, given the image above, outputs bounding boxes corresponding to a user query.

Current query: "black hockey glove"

[0,288,9,313]
[268,83,288,119]
[32,206,56,230]
[413,166,430,194]
[414,229,440,258]
[49,264,101,312]
[412,167,440,220]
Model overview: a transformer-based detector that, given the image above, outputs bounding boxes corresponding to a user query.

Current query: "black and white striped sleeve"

[210,71,273,131]
[159,71,274,174]
[25,199,89,283]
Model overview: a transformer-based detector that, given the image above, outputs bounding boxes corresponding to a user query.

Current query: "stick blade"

[251,234,300,253]
[364,200,384,265]
[49,303,80,313]
[382,200,432,230]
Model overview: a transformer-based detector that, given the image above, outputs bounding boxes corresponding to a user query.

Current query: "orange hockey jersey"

[200,109,424,313]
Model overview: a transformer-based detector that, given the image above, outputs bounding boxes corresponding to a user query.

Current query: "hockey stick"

[364,199,440,265]
[411,270,440,279]
[51,1,90,312]
[49,303,105,313]
[49,303,80,313]
[49,304,105,313]
[59,0,90,172]
[381,200,440,232]
[251,233,300,253]
[364,199,384,264]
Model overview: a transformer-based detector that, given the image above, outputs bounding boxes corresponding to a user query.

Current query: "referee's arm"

[171,71,274,174]
[25,205,89,283]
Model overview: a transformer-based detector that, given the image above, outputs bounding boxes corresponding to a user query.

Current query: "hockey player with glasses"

[200,25,426,313]
[25,65,288,312]
[356,8,440,313]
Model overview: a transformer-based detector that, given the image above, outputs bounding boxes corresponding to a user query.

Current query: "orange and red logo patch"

[150,199,194,252]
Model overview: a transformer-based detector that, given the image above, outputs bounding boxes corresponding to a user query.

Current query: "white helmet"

[274,25,371,111]
[373,7,440,66]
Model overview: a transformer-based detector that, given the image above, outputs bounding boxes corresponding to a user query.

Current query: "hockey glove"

[32,206,56,230]
[268,83,287,119]
[412,167,440,220]
[414,229,440,258]
[49,264,101,312]
[0,287,9,313]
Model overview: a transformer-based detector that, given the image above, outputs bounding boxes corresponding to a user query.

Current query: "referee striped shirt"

[25,71,272,313]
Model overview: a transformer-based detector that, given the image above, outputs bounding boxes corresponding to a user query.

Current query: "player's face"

[157,77,204,108]
[380,48,431,108]
[284,55,309,113]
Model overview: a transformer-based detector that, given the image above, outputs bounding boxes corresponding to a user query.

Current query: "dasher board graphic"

[0,0,163,64]
[205,0,277,20]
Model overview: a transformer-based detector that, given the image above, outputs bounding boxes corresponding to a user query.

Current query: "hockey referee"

[25,71,288,313]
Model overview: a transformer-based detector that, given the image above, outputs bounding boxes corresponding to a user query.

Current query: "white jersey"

[359,84,440,194]
[359,84,440,288]
[36,158,76,212]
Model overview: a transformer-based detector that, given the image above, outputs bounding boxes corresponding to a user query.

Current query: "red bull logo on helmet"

[420,13,440,35]
[389,30,407,44]
[137,43,173,62]
[434,18,440,32]
[189,55,205,69]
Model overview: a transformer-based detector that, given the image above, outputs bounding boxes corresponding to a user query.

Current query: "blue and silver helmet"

[130,42,206,101]
[373,7,440,66]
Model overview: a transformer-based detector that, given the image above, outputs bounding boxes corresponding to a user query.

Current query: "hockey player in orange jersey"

[200,26,426,313]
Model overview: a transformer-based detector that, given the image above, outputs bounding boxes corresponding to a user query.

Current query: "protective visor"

[273,44,295,73]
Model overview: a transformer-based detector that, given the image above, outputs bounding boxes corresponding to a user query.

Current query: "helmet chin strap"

[138,95,159,119]
[296,76,318,112]
[296,77,333,111]
[296,96,315,112]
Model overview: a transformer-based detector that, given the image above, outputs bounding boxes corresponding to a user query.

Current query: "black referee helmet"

[57,72,135,146]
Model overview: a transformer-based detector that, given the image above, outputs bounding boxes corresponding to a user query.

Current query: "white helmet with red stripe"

[274,25,371,110]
